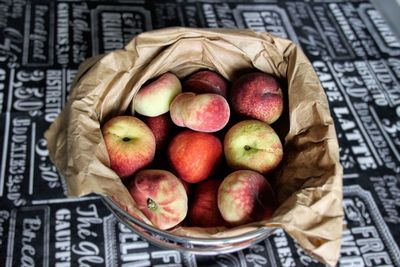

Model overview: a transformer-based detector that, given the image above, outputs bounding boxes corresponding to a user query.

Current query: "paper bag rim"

[45,27,343,266]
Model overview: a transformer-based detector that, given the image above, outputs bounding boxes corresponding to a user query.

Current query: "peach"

[183,70,228,98]
[134,72,182,117]
[188,179,226,227]
[167,130,223,183]
[170,92,230,132]
[128,169,188,230]
[218,170,276,225]
[224,120,283,174]
[102,116,156,179]
[143,113,176,150]
[231,72,283,124]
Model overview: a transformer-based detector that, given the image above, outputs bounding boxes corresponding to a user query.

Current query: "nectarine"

[168,130,223,183]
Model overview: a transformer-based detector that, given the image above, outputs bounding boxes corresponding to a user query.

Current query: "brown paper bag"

[45,27,343,266]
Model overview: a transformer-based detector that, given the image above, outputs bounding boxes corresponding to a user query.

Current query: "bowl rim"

[102,196,278,246]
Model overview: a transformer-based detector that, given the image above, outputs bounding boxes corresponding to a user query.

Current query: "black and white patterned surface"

[1,0,400,266]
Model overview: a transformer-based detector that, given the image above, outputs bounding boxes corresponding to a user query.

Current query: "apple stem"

[147,198,157,211]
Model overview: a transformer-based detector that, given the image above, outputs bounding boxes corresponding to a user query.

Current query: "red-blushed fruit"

[143,113,176,150]
[188,179,226,227]
[231,72,283,124]
[102,116,156,179]
[168,130,223,183]
[218,170,276,226]
[224,120,283,174]
[134,72,182,117]
[170,92,230,133]
[129,169,188,230]
[183,70,228,98]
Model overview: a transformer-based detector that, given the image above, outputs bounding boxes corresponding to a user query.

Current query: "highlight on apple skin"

[128,169,188,230]
[134,72,182,117]
[167,130,223,183]
[183,70,228,98]
[224,119,283,174]
[231,72,283,124]
[102,116,156,179]
[170,92,230,133]
[218,170,276,226]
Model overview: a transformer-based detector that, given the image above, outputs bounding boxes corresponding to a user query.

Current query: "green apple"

[224,119,283,174]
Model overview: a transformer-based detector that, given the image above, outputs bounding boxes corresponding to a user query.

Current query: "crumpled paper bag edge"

[45,27,343,266]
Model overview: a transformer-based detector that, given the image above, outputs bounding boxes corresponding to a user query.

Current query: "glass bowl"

[102,196,278,255]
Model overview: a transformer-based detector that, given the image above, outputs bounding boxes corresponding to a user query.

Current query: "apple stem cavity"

[122,137,132,142]
[244,145,251,151]
[147,198,158,211]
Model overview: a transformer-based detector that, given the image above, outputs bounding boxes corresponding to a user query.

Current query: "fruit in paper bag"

[129,169,188,230]
[188,179,226,227]
[143,113,176,150]
[218,170,276,225]
[183,70,228,98]
[224,120,283,174]
[170,92,230,133]
[102,116,156,179]
[168,130,223,183]
[231,72,283,124]
[134,72,182,117]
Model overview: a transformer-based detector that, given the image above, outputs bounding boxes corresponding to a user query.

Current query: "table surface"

[1,0,400,266]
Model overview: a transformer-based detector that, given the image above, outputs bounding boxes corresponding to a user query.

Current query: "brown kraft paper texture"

[45,27,343,266]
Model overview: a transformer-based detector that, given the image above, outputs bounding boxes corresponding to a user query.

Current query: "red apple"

[168,130,223,183]
[231,72,283,124]
[129,169,188,230]
[183,70,228,98]
[188,179,226,227]
[218,170,276,225]
[102,116,156,179]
